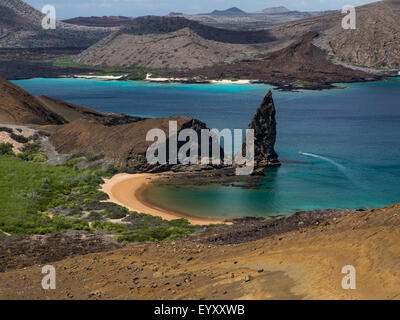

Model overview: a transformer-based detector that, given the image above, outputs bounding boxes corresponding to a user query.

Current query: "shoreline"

[144,74,253,85]
[13,73,397,92]
[100,173,226,226]
[68,74,255,85]
[69,74,127,80]
[49,74,391,91]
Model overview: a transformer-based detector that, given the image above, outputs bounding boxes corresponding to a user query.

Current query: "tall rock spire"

[245,90,281,169]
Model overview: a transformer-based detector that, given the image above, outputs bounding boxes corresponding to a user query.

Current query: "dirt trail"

[0,204,399,300]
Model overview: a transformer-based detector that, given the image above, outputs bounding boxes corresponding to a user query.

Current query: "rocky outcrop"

[50,117,219,173]
[0,231,121,272]
[244,90,280,170]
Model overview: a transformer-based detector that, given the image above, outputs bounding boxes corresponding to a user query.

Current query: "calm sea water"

[13,78,400,219]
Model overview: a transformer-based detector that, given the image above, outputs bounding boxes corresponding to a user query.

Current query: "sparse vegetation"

[294,80,318,87]
[17,142,47,162]
[91,215,198,244]
[0,143,14,156]
[87,154,105,162]
[0,154,201,242]
[114,225,194,243]
[0,127,13,134]
[9,132,29,144]
[0,155,95,235]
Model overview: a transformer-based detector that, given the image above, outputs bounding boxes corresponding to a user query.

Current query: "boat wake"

[299,152,345,170]
[298,151,355,181]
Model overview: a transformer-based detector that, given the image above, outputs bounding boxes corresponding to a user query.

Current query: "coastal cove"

[12,78,400,220]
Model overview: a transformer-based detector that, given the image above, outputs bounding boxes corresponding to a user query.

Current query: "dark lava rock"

[0,231,121,272]
[193,209,356,245]
[244,90,281,170]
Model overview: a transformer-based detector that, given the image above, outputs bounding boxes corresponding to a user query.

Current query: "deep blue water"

[12,78,400,219]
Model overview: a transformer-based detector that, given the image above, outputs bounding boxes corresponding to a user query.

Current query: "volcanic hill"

[267,0,400,70]
[0,0,111,49]
[74,16,275,70]
[75,1,399,79]
[171,32,374,88]
[0,77,141,126]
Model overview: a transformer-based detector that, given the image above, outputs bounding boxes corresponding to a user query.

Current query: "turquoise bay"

[13,78,400,219]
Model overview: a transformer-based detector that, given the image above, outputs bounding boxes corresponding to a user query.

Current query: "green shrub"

[37,130,51,137]
[168,218,191,227]
[0,143,14,156]
[88,211,106,221]
[10,133,29,144]
[0,127,13,134]
[87,154,105,162]
[86,202,128,219]
[104,166,120,177]
[62,156,85,168]
[30,130,51,141]
[91,221,129,233]
[115,226,192,243]
[18,142,47,162]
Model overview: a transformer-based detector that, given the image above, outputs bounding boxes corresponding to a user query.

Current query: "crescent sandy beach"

[100,173,226,226]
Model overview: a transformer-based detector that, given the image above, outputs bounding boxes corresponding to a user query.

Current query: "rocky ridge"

[0,77,142,126]
[0,0,112,48]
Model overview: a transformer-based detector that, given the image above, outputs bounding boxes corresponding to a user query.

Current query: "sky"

[26,0,379,19]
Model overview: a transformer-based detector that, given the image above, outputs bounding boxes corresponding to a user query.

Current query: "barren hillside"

[0,0,112,48]
[75,1,399,73]
[75,16,276,69]
[1,203,399,299]
[171,32,374,87]
[316,0,400,69]
[0,77,141,125]
[76,27,264,70]
[0,77,65,125]
[268,0,400,70]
